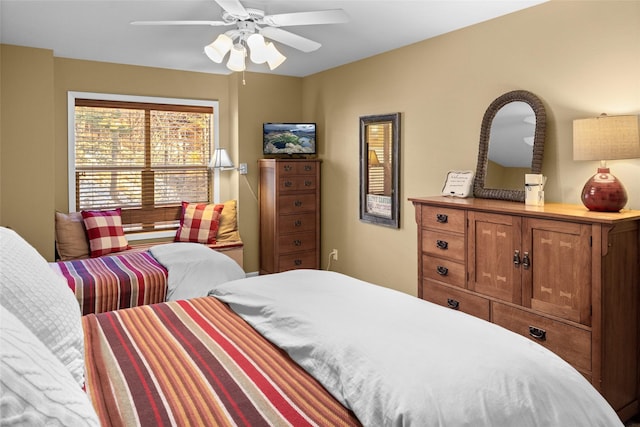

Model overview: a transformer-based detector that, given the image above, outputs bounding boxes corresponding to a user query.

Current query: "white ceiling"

[0,0,547,77]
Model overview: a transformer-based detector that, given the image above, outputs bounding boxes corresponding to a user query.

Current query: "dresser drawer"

[277,161,318,175]
[277,212,316,233]
[278,194,316,214]
[422,230,465,262]
[278,231,316,254]
[421,206,465,234]
[278,251,317,271]
[422,255,465,288]
[492,303,591,373]
[422,280,490,321]
[278,175,317,192]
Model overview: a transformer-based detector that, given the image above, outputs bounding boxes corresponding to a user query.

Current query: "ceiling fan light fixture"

[265,42,286,70]
[246,33,269,64]
[227,44,247,71]
[204,33,233,63]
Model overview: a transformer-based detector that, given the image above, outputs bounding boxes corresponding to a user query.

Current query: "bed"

[0,227,625,426]
[51,200,245,315]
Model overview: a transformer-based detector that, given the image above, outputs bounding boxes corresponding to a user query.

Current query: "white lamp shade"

[265,42,286,70]
[204,34,233,63]
[247,34,269,64]
[227,44,246,71]
[209,148,235,169]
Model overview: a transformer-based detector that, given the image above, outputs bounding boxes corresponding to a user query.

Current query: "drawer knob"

[436,240,448,250]
[436,266,449,276]
[284,165,292,171]
[304,180,312,186]
[436,213,448,223]
[294,259,302,266]
[294,220,302,227]
[294,239,302,246]
[304,165,312,171]
[294,200,303,207]
[447,298,460,310]
[528,326,546,341]
[284,181,293,187]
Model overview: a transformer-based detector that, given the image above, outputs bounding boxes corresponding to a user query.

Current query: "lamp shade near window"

[209,148,235,170]
[573,114,640,212]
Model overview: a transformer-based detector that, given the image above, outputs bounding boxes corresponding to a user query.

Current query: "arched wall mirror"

[473,90,546,202]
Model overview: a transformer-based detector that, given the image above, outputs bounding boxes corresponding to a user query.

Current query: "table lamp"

[573,114,640,212]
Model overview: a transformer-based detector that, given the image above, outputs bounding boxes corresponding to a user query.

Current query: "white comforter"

[149,242,245,301]
[210,270,622,427]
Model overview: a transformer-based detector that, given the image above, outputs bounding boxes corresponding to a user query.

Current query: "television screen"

[263,123,316,155]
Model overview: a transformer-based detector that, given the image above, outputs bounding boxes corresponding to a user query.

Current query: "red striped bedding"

[82,297,361,427]
[51,252,168,315]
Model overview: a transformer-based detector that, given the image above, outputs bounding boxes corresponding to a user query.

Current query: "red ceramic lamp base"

[581,167,628,212]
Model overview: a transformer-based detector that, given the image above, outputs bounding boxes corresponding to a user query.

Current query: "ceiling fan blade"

[262,9,348,27]
[214,0,250,20]
[131,20,229,26]
[260,27,321,53]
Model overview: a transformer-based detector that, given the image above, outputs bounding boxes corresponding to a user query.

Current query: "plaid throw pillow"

[81,208,130,257]
[175,202,224,244]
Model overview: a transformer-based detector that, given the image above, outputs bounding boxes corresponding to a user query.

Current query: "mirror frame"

[359,112,401,228]
[473,90,546,202]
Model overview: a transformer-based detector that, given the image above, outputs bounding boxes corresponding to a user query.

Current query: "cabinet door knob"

[513,250,521,266]
[528,326,546,341]
[436,240,448,250]
[436,213,448,223]
[447,298,460,310]
[436,266,449,276]
[522,251,531,270]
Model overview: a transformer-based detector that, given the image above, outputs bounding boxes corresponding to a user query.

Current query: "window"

[68,93,218,236]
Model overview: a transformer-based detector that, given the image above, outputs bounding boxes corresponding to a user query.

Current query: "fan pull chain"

[242,70,246,86]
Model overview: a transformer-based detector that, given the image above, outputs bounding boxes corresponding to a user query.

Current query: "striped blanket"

[83,297,361,427]
[52,252,168,315]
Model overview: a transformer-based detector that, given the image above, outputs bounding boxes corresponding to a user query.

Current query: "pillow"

[0,307,99,426]
[175,202,224,244]
[55,211,90,260]
[217,199,241,243]
[0,227,85,387]
[81,208,130,257]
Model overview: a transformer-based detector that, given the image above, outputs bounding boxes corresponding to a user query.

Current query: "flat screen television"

[263,123,316,156]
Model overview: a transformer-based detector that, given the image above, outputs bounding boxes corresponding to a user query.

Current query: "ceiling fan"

[131,0,349,71]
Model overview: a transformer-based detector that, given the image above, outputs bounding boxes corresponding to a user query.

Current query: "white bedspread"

[210,270,622,427]
[149,242,245,301]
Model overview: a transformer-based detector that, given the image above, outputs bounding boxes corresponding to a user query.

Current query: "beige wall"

[1,1,639,295]
[304,0,640,296]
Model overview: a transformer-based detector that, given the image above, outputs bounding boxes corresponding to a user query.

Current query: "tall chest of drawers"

[259,159,321,274]
[410,196,640,421]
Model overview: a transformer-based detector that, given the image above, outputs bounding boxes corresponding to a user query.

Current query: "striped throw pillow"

[81,208,130,257]
[175,202,224,244]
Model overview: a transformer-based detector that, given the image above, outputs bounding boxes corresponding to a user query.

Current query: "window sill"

[126,230,175,242]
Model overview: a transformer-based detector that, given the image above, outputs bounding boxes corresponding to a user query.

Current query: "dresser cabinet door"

[467,212,522,304]
[522,218,592,326]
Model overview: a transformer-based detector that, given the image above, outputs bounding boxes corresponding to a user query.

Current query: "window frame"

[67,91,220,240]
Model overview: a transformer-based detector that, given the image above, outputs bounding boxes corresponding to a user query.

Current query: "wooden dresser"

[410,196,640,421]
[259,159,321,274]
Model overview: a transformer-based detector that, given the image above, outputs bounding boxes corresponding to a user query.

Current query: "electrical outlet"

[330,249,338,261]
[238,163,248,175]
